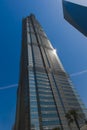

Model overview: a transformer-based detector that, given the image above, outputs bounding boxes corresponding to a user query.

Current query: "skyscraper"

[14,14,87,130]
[62,0,87,36]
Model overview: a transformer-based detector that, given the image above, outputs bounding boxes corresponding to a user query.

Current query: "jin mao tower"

[14,14,86,130]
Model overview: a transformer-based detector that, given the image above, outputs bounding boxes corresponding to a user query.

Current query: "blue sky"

[0,0,87,130]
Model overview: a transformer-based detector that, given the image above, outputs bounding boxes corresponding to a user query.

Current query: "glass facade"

[14,14,87,130]
[29,70,40,130]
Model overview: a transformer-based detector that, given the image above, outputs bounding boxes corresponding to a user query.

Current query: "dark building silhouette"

[62,0,87,36]
[14,14,87,130]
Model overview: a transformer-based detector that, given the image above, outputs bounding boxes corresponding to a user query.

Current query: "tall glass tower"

[14,14,87,130]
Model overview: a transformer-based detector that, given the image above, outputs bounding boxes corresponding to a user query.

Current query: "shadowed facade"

[62,0,87,36]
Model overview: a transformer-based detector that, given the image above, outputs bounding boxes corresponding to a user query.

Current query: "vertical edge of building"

[62,0,87,37]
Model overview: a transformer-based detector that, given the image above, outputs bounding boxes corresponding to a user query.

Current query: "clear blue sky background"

[0,0,87,130]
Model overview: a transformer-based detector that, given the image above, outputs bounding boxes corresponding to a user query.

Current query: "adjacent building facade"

[14,14,87,130]
[62,0,87,36]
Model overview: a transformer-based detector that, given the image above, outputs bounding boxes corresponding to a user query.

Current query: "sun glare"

[53,49,57,54]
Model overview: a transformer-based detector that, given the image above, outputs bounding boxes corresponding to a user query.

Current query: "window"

[31,33,37,43]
